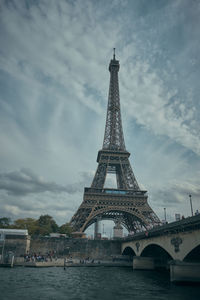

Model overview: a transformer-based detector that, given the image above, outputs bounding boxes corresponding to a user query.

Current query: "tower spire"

[113,47,116,60]
[103,51,126,150]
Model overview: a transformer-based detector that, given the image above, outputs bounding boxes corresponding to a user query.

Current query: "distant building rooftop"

[49,233,67,238]
[0,229,28,238]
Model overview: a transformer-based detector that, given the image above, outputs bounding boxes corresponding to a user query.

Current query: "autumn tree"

[59,222,73,236]
[14,218,38,235]
[3,215,72,237]
[36,214,59,235]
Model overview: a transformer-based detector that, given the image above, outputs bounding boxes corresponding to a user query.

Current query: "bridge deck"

[123,214,200,242]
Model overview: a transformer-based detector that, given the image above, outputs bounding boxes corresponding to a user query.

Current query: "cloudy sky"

[0,0,200,235]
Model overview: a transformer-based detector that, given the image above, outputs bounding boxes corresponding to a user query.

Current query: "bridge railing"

[123,214,200,241]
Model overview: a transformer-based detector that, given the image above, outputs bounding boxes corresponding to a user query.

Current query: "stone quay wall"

[1,235,30,257]
[30,237,122,260]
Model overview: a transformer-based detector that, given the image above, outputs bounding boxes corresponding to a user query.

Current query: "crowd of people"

[24,250,57,262]
[79,258,96,264]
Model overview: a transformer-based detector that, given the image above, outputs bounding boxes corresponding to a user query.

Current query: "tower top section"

[102,50,126,151]
[109,48,120,72]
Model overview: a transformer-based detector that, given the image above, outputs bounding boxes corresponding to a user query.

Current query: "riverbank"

[13,258,132,268]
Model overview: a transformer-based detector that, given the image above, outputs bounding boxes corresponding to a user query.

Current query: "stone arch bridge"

[121,214,200,282]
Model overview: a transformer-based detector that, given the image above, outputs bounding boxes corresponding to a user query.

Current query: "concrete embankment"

[14,258,132,268]
[30,237,122,260]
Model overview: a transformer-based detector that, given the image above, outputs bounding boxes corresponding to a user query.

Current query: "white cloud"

[0,0,200,231]
[0,168,87,196]
[119,58,200,155]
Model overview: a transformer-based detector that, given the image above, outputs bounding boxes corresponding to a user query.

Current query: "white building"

[0,229,28,240]
[113,221,123,238]
[0,229,30,258]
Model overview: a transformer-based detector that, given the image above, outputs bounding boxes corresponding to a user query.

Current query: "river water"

[0,267,199,300]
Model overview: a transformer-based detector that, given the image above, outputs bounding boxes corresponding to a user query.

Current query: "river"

[0,267,199,300]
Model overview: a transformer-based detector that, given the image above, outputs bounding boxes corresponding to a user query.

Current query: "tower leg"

[94,219,100,239]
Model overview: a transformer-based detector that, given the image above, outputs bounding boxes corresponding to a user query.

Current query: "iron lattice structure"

[70,51,160,233]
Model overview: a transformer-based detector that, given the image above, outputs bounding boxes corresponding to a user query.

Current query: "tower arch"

[81,207,149,232]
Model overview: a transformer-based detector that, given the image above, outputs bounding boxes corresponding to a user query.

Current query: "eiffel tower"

[70,49,160,235]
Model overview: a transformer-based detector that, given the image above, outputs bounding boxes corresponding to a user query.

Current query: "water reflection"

[0,267,199,300]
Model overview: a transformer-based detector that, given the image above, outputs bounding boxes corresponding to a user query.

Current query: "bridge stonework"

[122,229,200,261]
[121,215,200,282]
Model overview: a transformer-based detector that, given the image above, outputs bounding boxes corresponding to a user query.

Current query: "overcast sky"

[0,0,200,236]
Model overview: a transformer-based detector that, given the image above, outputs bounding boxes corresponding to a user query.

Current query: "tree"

[3,215,61,236]
[13,218,38,236]
[59,222,73,236]
[0,217,11,228]
[36,215,59,235]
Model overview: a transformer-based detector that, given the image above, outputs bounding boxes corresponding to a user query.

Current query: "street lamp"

[189,194,193,216]
[164,208,166,223]
[1,233,5,264]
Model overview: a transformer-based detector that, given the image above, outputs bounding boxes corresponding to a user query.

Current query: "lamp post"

[164,208,166,223]
[1,233,5,264]
[189,194,193,216]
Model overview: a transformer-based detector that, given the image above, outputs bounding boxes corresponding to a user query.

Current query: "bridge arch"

[183,244,200,262]
[122,246,136,257]
[141,243,173,259]
[141,243,173,268]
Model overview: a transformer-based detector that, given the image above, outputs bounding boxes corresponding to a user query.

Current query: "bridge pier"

[170,260,200,283]
[133,256,155,270]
